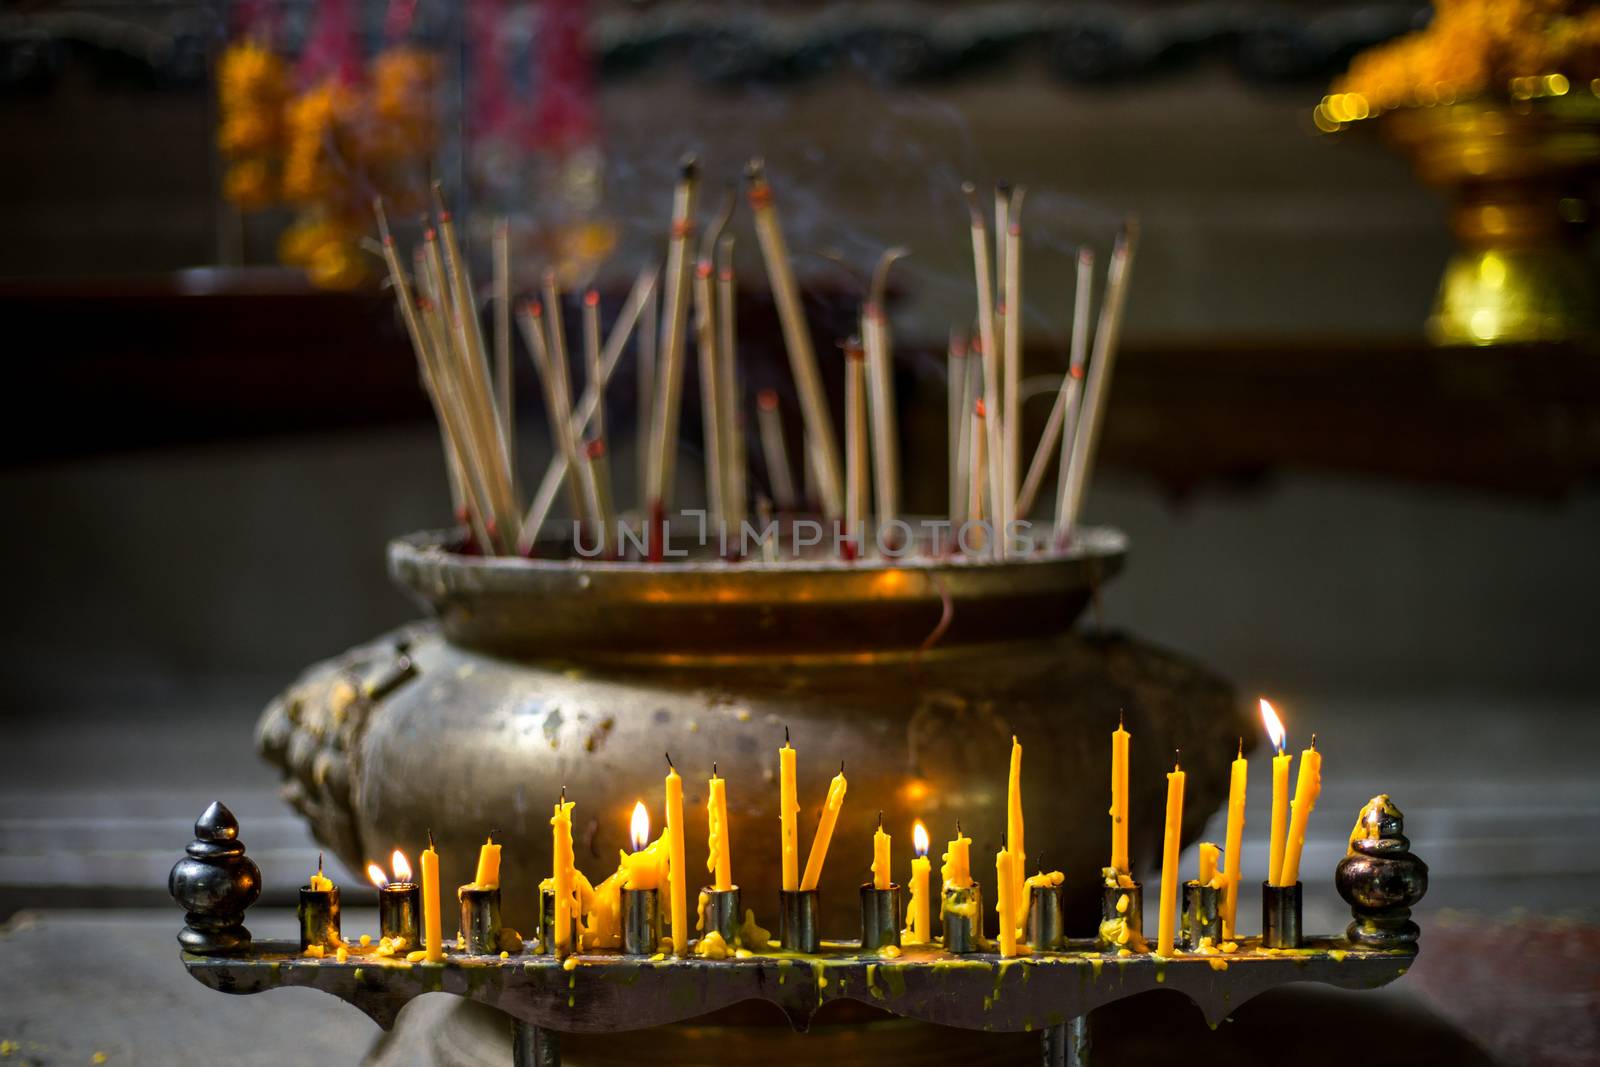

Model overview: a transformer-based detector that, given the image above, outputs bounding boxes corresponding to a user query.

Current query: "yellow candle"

[1221,742,1247,937]
[1197,841,1220,887]
[583,867,625,950]
[905,821,931,943]
[473,835,501,889]
[1277,738,1323,886]
[779,734,799,891]
[1261,698,1292,886]
[707,768,733,892]
[800,764,848,891]
[872,814,891,890]
[995,843,1019,958]
[421,834,443,962]
[1006,735,1026,930]
[1156,759,1185,957]
[665,757,688,956]
[941,826,973,889]
[309,853,334,892]
[1110,715,1130,875]
[552,795,576,956]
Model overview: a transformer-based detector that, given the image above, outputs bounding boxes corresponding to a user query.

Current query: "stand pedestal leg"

[511,1019,560,1067]
[1042,1015,1090,1067]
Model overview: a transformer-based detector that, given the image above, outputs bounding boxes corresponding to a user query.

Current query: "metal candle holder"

[539,887,580,954]
[1182,882,1221,949]
[1261,882,1302,949]
[779,889,819,953]
[622,888,661,955]
[460,886,503,954]
[858,883,901,952]
[1026,882,1066,950]
[298,885,341,951]
[377,883,420,947]
[941,883,982,954]
[701,887,741,945]
[1099,881,1143,949]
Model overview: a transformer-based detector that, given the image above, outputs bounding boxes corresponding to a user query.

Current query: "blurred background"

[1,1,1598,1064]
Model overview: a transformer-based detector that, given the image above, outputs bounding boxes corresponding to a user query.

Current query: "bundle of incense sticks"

[373,165,1136,563]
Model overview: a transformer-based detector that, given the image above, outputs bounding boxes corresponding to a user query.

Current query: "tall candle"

[421,833,443,962]
[1157,759,1185,956]
[1197,842,1220,887]
[1261,699,1292,886]
[552,795,576,956]
[665,756,688,956]
[707,767,733,892]
[779,733,799,891]
[1277,737,1323,886]
[872,814,891,891]
[473,835,501,889]
[1006,735,1026,930]
[942,826,973,889]
[1221,740,1248,937]
[906,821,931,943]
[995,843,1019,957]
[1110,715,1131,876]
[800,763,848,891]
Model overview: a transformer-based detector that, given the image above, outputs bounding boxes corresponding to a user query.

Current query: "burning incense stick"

[1001,187,1026,535]
[745,159,844,520]
[963,183,1008,558]
[493,218,513,476]
[1018,245,1094,520]
[946,330,968,527]
[863,247,907,548]
[716,234,745,532]
[756,389,799,511]
[843,336,869,560]
[646,157,700,554]
[582,290,616,555]
[1061,220,1139,541]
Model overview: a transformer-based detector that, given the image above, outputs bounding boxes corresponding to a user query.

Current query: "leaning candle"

[942,826,973,889]
[665,755,688,956]
[472,834,501,889]
[421,832,443,962]
[1261,699,1292,886]
[1006,735,1026,929]
[995,842,1019,958]
[1277,736,1323,886]
[1110,714,1131,877]
[779,731,799,891]
[905,821,931,943]
[872,813,891,891]
[1221,739,1248,937]
[1157,758,1185,957]
[707,766,733,892]
[800,763,848,891]
[552,794,576,956]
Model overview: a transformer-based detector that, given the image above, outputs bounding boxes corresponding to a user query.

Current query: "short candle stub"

[459,887,503,954]
[298,885,342,951]
[1026,883,1065,951]
[859,883,903,952]
[941,883,983,954]
[701,887,742,945]
[1262,881,1303,949]
[1099,881,1143,950]
[168,801,261,955]
[623,887,662,956]
[377,884,421,947]
[779,889,820,953]
[1336,796,1428,949]
[539,886,580,955]
[1182,882,1221,950]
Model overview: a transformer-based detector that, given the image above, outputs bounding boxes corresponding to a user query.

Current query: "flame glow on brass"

[1259,698,1287,754]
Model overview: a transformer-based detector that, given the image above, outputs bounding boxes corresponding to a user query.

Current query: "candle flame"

[912,820,930,857]
[391,850,412,883]
[630,800,650,851]
[366,862,389,890]
[1259,698,1287,753]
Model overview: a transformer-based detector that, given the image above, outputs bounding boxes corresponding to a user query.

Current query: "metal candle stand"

[702,887,741,944]
[377,883,420,947]
[172,797,1429,1067]
[460,887,503,954]
[622,888,660,955]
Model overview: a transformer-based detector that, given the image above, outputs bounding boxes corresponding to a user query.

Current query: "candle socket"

[701,887,741,946]
[298,885,341,951]
[539,887,580,955]
[859,883,902,952]
[778,889,820,953]
[622,888,662,955]
[941,883,983,954]
[1262,881,1303,949]
[377,883,420,947]
[1182,882,1221,950]
[1099,881,1143,949]
[459,886,502,954]
[1026,883,1066,951]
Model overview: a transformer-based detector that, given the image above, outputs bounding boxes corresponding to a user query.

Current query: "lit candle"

[421,832,443,962]
[1110,714,1130,876]
[995,841,1019,958]
[780,730,799,891]
[1157,756,1185,956]
[472,834,501,889]
[621,801,663,890]
[1197,842,1220,887]
[552,792,576,956]
[1220,740,1247,937]
[665,755,688,956]
[942,825,973,889]
[872,812,891,891]
[1006,735,1026,931]
[905,821,931,943]
[1276,736,1323,886]
[1261,699,1292,886]
[707,764,733,892]
[800,762,848,891]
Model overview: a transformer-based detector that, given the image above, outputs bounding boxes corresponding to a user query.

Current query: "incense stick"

[636,270,658,525]
[1060,220,1139,542]
[962,183,1008,559]
[946,330,968,527]
[756,389,799,511]
[493,217,513,482]
[693,190,735,527]
[1018,244,1093,520]
[582,290,615,556]
[716,234,745,533]
[842,336,868,560]
[646,157,700,555]
[863,247,907,549]
[968,398,988,556]
[745,159,845,520]
[1001,187,1025,538]
[520,299,591,536]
